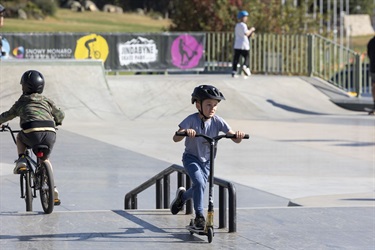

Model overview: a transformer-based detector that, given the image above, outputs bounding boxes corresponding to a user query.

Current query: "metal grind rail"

[124,164,237,233]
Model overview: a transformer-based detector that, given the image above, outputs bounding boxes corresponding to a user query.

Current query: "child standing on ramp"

[170,84,245,229]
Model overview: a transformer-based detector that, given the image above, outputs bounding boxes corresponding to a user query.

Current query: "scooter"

[176,132,249,243]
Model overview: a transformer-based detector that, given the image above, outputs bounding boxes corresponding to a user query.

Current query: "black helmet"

[20,70,45,94]
[191,85,225,104]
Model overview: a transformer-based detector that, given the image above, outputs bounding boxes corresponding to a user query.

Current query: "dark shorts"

[18,131,56,158]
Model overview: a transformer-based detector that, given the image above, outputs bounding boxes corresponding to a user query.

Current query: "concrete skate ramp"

[107,74,358,121]
[0,60,356,124]
[0,60,123,122]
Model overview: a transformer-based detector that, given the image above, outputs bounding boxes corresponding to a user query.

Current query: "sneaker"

[170,187,186,215]
[13,156,27,174]
[242,66,251,76]
[231,71,238,78]
[194,214,206,230]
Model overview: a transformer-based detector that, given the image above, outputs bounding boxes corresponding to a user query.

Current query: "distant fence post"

[354,53,361,97]
[307,34,314,77]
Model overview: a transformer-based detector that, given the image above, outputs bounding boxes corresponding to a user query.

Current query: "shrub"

[32,0,58,16]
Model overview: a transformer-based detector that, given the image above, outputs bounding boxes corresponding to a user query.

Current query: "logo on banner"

[12,46,73,59]
[118,37,158,66]
[171,35,203,69]
[12,46,24,58]
[75,34,109,61]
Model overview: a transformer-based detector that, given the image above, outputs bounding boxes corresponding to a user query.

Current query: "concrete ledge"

[289,192,375,207]
[300,76,373,112]
[332,98,373,112]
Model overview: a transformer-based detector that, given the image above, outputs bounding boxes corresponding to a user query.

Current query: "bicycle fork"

[20,172,37,198]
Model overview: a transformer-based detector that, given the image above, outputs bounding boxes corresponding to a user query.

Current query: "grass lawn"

[0,9,171,33]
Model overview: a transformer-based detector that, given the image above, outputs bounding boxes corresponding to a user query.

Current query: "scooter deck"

[186,225,206,235]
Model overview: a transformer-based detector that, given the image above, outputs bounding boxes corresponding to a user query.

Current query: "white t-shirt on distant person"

[234,22,250,50]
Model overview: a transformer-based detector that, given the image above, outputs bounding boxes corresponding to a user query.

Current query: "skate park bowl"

[0,60,374,249]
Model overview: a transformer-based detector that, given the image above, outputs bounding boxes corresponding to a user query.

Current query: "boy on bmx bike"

[0,70,65,204]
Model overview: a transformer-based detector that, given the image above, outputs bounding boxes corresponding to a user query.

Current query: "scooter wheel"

[207,227,213,243]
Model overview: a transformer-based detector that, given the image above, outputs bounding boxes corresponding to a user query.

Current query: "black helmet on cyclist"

[191,85,225,104]
[20,70,45,95]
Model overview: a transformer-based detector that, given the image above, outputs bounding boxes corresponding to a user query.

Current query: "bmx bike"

[0,124,58,214]
[175,131,249,243]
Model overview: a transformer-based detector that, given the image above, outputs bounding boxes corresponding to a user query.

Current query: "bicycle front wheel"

[38,161,55,214]
[22,172,33,212]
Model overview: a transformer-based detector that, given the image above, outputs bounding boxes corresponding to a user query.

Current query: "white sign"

[118,37,158,66]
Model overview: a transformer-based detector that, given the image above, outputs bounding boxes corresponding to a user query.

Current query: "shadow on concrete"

[267,99,326,115]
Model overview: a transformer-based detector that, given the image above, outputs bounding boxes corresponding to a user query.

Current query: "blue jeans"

[182,153,210,216]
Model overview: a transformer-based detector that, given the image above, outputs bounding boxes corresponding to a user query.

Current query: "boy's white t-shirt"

[234,22,250,50]
[178,113,231,162]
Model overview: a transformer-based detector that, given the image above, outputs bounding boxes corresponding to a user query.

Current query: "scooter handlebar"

[175,131,249,139]
[225,134,250,139]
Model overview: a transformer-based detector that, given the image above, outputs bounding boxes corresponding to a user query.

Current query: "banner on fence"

[0,33,206,71]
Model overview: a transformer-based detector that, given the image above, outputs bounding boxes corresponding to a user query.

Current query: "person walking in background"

[0,3,4,27]
[367,36,375,115]
[0,3,5,57]
[232,10,255,78]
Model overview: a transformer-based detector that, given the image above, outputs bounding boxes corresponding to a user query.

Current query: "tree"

[245,0,317,34]
[309,0,374,15]
[169,0,239,31]
[169,0,316,33]
[348,0,374,15]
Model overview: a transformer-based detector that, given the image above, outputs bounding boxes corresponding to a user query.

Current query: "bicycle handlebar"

[175,131,249,141]
[1,124,19,132]
[0,124,20,144]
